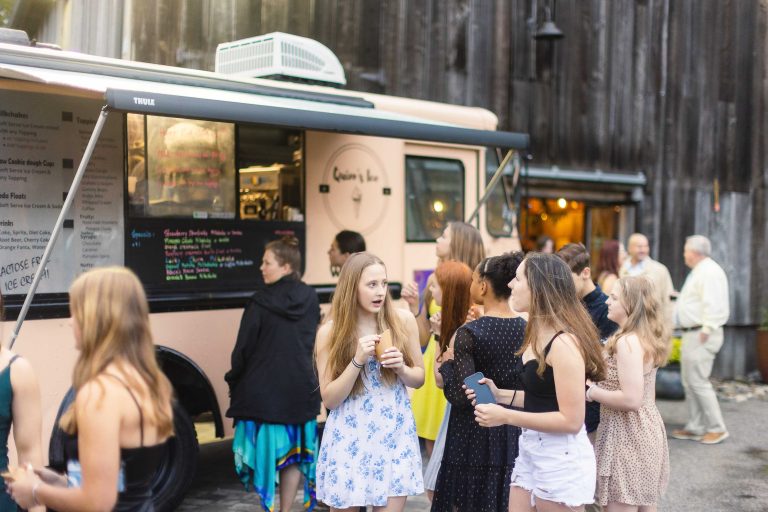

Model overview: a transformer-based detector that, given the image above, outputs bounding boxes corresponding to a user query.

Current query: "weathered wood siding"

[16,0,768,376]
[128,0,768,321]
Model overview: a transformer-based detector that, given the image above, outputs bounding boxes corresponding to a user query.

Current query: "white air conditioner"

[215,32,346,87]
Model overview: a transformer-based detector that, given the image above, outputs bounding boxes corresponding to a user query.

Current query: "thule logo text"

[133,97,156,106]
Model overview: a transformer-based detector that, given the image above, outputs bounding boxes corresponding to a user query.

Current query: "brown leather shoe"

[700,431,729,444]
[670,428,703,440]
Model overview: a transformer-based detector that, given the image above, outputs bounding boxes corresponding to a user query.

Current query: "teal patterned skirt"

[233,420,317,511]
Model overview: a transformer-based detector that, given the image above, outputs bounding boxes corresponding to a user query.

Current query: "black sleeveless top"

[521,331,562,413]
[63,374,168,512]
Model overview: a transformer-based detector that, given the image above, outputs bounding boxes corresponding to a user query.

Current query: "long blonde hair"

[606,276,670,366]
[323,253,412,396]
[60,267,174,437]
[447,222,486,270]
[517,253,606,381]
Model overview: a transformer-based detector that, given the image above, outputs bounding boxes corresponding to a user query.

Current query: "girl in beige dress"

[586,276,670,512]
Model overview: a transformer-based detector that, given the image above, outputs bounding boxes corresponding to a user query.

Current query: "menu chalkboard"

[125,218,304,293]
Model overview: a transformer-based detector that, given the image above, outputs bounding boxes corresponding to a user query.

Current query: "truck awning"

[0,62,529,149]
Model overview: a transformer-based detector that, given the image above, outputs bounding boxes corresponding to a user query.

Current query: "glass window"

[520,197,585,251]
[405,156,464,242]
[127,116,304,222]
[127,115,236,219]
[237,126,303,221]
[485,149,515,237]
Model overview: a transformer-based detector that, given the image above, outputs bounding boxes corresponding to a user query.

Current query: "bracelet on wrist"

[509,389,517,406]
[586,384,596,402]
[351,357,364,369]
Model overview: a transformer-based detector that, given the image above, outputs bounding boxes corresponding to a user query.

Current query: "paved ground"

[180,393,768,511]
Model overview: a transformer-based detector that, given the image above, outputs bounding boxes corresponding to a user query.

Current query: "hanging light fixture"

[534,6,564,40]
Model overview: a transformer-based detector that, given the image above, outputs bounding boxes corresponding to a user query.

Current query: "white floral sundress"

[316,356,424,508]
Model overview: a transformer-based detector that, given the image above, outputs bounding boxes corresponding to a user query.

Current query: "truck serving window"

[124,116,306,294]
[237,125,303,222]
[405,156,464,242]
[127,114,236,219]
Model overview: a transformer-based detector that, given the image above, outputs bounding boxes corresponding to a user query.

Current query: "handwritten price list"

[130,228,255,282]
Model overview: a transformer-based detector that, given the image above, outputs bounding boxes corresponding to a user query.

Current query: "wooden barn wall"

[19,1,768,347]
[127,0,767,325]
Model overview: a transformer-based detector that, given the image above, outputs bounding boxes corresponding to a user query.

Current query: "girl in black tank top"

[519,331,562,413]
[8,267,174,512]
[61,374,168,512]
[467,254,606,511]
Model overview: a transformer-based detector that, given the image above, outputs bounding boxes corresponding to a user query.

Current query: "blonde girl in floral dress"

[315,253,425,511]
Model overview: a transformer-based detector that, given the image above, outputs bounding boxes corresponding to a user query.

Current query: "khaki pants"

[680,329,727,434]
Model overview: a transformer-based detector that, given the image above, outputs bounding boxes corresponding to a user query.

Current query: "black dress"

[433,316,526,512]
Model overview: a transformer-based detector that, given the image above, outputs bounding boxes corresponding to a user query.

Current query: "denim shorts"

[510,426,596,507]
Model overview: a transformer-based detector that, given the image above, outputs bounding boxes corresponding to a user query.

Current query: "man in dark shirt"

[557,243,618,437]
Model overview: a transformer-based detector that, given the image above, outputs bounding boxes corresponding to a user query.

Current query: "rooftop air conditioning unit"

[215,32,346,87]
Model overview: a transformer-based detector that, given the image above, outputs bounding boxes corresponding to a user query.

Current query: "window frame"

[484,148,515,238]
[404,155,466,243]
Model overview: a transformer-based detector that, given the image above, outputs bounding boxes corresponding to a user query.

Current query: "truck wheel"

[151,401,199,511]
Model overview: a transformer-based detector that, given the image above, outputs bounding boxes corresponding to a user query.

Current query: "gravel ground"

[658,395,768,512]
[180,391,768,511]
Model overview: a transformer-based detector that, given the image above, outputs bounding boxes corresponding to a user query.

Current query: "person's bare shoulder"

[316,320,334,349]
[548,332,583,359]
[77,375,123,412]
[395,307,416,323]
[8,355,38,390]
[615,333,643,355]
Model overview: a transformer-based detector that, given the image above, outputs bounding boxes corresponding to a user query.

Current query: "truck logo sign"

[133,97,156,106]
[320,143,390,236]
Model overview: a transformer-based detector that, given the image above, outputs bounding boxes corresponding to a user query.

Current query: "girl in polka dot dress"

[586,276,670,510]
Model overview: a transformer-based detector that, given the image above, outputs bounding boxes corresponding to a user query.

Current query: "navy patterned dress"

[433,316,526,512]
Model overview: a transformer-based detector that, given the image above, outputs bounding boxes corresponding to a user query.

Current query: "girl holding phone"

[469,253,605,512]
[587,276,670,511]
[433,253,526,512]
[315,253,424,511]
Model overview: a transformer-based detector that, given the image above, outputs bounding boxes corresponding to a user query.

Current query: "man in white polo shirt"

[671,235,730,445]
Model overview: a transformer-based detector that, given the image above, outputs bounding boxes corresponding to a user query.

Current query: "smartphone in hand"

[463,371,496,405]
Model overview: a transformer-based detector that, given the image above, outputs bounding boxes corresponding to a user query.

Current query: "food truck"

[0,31,527,509]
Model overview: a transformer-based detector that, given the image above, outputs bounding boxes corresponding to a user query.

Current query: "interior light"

[557,197,567,209]
[433,200,445,213]
[541,213,548,221]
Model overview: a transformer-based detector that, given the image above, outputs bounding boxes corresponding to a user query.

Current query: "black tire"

[151,401,199,512]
